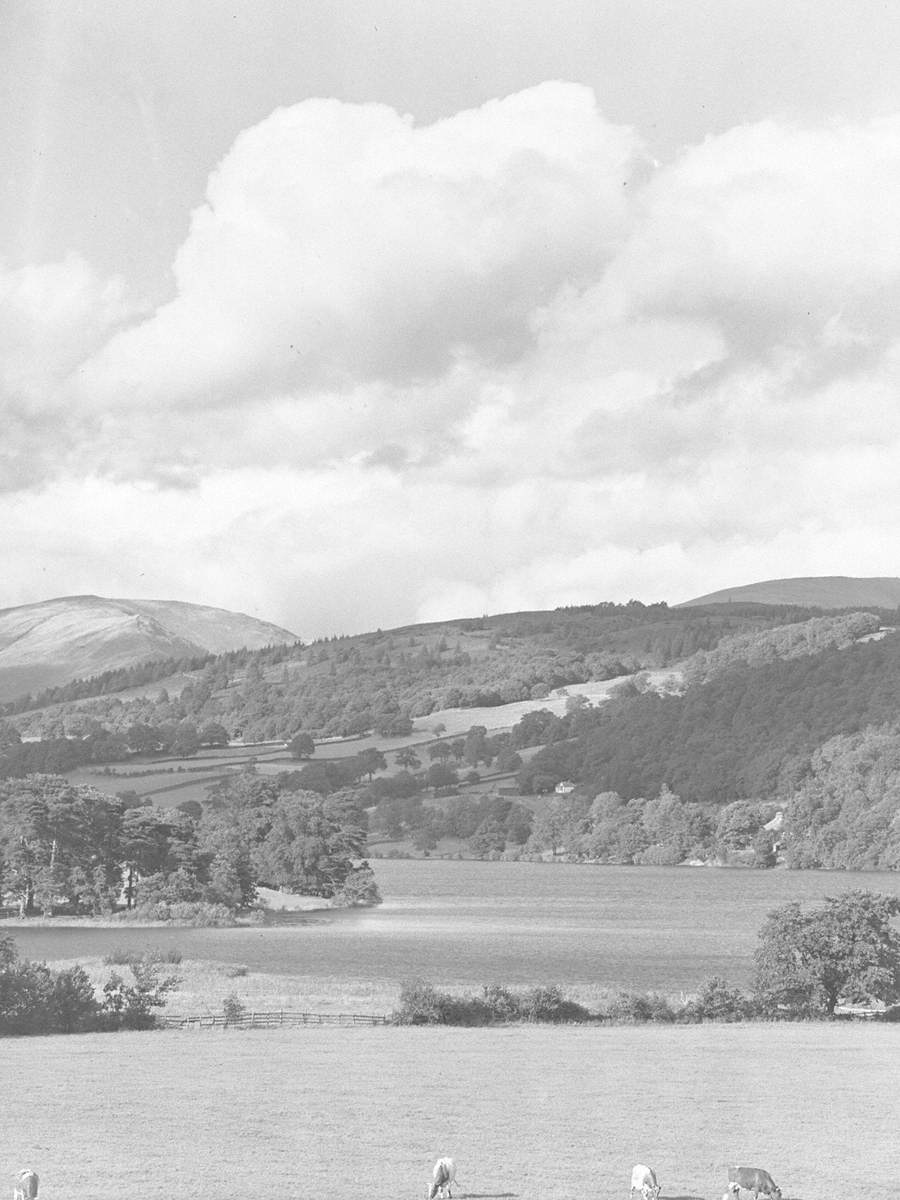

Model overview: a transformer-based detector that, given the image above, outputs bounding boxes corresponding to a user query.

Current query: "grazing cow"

[631,1164,661,1200]
[14,1172,38,1200]
[727,1167,781,1200]
[429,1158,457,1200]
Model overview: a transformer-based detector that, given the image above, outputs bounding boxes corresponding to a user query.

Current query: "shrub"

[101,958,180,1030]
[394,979,592,1025]
[222,992,246,1025]
[481,983,521,1022]
[601,991,675,1023]
[49,966,101,1033]
[121,901,237,926]
[683,976,753,1022]
[395,979,450,1024]
[0,960,56,1035]
[103,945,182,966]
[517,985,591,1023]
[330,863,382,908]
[226,964,249,978]
[103,946,140,966]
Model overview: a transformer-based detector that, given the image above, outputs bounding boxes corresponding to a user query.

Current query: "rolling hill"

[6,598,823,740]
[0,595,298,701]
[680,576,900,610]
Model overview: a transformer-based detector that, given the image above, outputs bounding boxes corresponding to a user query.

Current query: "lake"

[10,860,900,994]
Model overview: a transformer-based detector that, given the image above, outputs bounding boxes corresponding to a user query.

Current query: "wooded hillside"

[7,601,822,742]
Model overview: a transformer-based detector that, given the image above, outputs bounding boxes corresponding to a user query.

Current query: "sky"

[4,0,900,638]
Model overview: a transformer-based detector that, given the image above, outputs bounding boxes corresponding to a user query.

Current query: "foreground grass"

[0,1023,897,1200]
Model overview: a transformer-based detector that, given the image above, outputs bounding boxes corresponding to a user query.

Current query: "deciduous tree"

[754,890,900,1017]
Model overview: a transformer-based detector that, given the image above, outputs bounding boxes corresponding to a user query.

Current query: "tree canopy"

[754,890,900,1017]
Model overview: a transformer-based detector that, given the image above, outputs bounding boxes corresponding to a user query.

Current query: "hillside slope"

[9,600,822,740]
[524,627,900,807]
[0,596,298,700]
[680,576,900,609]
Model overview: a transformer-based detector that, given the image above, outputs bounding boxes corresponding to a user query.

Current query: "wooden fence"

[161,1009,392,1029]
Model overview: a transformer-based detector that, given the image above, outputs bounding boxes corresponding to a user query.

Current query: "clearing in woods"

[0,1022,897,1200]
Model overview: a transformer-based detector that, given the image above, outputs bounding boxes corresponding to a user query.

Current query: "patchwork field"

[0,1023,896,1200]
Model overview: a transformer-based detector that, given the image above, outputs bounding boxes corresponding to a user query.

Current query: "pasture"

[0,1023,897,1200]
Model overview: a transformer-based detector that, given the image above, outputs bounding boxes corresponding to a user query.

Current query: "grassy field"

[411,671,680,735]
[0,1023,896,1200]
[43,954,399,1016]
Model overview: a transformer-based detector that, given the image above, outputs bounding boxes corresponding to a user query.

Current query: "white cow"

[631,1165,660,1200]
[14,1171,38,1200]
[429,1158,457,1200]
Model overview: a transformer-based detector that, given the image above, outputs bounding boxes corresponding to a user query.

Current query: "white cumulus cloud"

[6,88,900,629]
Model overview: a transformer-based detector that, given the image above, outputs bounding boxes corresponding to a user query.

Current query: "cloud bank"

[5,84,900,633]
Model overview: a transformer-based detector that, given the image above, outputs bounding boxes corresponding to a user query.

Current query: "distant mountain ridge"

[680,576,900,610]
[0,595,298,701]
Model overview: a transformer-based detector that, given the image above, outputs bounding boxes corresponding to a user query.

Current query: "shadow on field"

[459,1192,518,1197]
[666,1193,707,1199]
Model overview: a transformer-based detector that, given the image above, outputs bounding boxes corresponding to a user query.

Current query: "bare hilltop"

[680,575,900,610]
[0,595,298,701]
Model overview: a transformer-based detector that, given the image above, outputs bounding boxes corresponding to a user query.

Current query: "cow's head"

[772,1189,782,1199]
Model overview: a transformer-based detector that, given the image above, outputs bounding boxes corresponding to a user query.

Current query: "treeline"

[370,777,775,868]
[0,654,216,716]
[11,602,817,743]
[680,610,882,687]
[0,719,231,778]
[393,975,900,1025]
[0,772,380,919]
[395,977,759,1025]
[2,642,303,718]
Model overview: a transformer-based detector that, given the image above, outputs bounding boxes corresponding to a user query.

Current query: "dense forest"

[524,626,900,805]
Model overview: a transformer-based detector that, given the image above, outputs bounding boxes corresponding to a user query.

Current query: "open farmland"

[0,1023,897,1200]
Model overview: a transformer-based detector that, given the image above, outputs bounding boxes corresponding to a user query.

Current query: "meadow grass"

[41,954,400,1015]
[0,1023,896,1200]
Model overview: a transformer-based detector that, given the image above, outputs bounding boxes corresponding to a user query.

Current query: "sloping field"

[412,671,679,736]
[0,1023,896,1200]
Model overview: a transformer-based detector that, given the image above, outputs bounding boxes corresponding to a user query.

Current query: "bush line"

[393,977,900,1025]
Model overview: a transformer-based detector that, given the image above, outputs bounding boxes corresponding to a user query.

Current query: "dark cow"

[14,1171,38,1200]
[727,1167,781,1200]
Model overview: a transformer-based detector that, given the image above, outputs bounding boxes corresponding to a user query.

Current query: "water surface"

[11,860,900,992]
